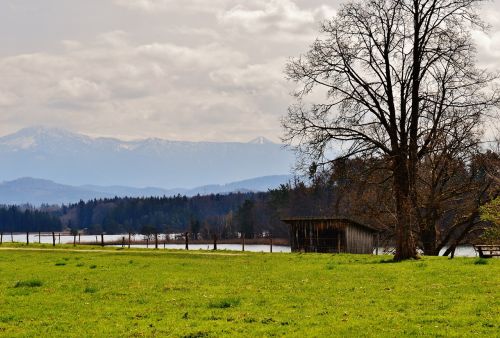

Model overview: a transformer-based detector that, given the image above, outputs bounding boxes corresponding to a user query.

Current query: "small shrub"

[55,262,66,266]
[182,332,209,338]
[14,279,43,288]
[208,297,241,309]
[474,258,488,265]
[84,287,97,294]
[261,318,276,324]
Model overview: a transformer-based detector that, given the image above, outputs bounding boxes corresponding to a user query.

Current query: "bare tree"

[284,0,499,260]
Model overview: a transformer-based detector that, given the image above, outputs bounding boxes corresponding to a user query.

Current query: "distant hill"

[0,127,295,188]
[0,178,112,205]
[0,175,293,205]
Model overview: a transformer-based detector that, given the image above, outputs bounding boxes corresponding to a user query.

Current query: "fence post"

[128,233,131,249]
[79,233,81,244]
[242,234,245,252]
[26,232,29,245]
[122,237,125,248]
[213,234,217,251]
[101,233,104,247]
[0,232,2,245]
[270,233,273,253]
[155,233,158,249]
[58,233,61,244]
[11,232,13,242]
[185,232,189,250]
[52,232,56,246]
[375,233,379,255]
[73,234,76,247]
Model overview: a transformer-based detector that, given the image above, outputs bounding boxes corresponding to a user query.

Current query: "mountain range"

[0,175,293,205]
[0,126,295,188]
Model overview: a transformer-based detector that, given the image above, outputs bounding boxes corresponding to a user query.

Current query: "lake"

[2,233,479,256]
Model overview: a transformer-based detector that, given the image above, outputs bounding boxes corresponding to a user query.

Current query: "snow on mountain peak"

[248,136,274,145]
[0,126,93,150]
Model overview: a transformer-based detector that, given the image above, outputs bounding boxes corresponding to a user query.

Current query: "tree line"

[0,206,62,233]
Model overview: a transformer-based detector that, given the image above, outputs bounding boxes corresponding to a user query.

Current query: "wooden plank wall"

[288,219,375,254]
[289,219,346,253]
[345,224,374,254]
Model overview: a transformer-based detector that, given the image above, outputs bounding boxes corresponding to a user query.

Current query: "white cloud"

[113,0,228,12]
[57,77,110,101]
[218,0,336,34]
[136,43,249,69]
[0,91,18,107]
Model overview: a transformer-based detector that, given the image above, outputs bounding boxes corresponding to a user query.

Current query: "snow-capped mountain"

[0,127,295,188]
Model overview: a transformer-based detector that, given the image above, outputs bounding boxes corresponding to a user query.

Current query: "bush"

[208,297,241,309]
[14,279,43,288]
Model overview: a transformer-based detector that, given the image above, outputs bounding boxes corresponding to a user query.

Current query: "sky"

[0,0,499,142]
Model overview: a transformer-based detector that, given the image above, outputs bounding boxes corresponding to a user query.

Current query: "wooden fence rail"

[0,232,281,253]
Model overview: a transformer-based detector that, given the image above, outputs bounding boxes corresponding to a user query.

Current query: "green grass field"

[0,245,498,337]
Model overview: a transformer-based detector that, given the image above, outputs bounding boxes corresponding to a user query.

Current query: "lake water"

[1,233,479,256]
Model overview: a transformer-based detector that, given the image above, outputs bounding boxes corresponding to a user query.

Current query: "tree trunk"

[421,227,440,256]
[393,160,419,261]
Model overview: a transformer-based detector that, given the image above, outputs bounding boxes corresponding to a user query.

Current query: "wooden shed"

[282,217,379,254]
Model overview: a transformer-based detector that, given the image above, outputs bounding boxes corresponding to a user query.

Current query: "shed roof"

[281,216,380,233]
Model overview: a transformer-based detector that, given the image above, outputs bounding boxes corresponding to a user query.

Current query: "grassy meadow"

[0,245,498,337]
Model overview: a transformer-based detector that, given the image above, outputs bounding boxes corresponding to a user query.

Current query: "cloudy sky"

[1,0,499,142]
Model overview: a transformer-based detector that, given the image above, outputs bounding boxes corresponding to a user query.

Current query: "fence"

[0,231,283,253]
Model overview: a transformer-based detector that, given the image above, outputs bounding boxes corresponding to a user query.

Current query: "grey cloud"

[0,0,498,142]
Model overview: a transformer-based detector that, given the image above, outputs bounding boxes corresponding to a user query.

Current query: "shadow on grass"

[474,258,489,265]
